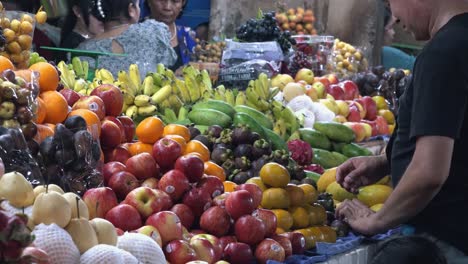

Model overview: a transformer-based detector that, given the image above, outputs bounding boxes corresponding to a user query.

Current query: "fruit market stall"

[0,3,413,264]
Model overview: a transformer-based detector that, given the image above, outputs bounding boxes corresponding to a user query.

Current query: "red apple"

[141,177,159,189]
[282,232,306,255]
[347,105,362,122]
[316,77,331,90]
[100,120,122,148]
[117,116,136,142]
[123,187,170,218]
[104,145,131,164]
[83,187,119,219]
[182,188,212,217]
[361,96,377,120]
[352,100,367,119]
[340,80,360,100]
[108,171,139,200]
[189,234,222,260]
[159,170,190,202]
[271,235,293,257]
[190,237,219,263]
[361,119,379,137]
[235,184,262,208]
[125,153,160,181]
[219,236,237,253]
[153,137,182,170]
[255,238,285,264]
[212,193,229,207]
[182,226,192,241]
[200,206,231,237]
[105,204,142,231]
[190,230,206,237]
[72,95,106,120]
[151,189,173,211]
[90,84,124,117]
[175,154,205,183]
[104,116,126,142]
[223,242,254,264]
[164,240,197,264]
[60,88,81,107]
[326,84,344,100]
[344,122,367,142]
[234,215,266,245]
[326,74,339,85]
[135,225,163,247]
[225,190,255,220]
[375,116,390,135]
[102,161,126,185]
[146,211,183,245]
[197,175,224,199]
[252,209,277,237]
[171,204,195,229]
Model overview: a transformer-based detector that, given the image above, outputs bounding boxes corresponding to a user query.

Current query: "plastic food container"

[291,35,334,76]
[1,11,36,69]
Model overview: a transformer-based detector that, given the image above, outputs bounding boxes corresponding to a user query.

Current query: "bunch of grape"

[236,12,296,53]
[287,50,315,76]
[28,52,46,67]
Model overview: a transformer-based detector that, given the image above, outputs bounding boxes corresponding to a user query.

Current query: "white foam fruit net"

[117,232,166,264]
[80,244,138,264]
[32,223,80,264]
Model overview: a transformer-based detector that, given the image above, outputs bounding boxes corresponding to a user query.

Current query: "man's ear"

[72,6,82,18]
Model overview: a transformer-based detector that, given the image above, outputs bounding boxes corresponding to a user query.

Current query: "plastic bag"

[217,59,279,89]
[221,40,284,67]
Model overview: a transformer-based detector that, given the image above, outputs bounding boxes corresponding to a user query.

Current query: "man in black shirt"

[336,0,468,261]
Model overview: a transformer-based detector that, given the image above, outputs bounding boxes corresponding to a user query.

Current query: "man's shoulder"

[423,14,468,56]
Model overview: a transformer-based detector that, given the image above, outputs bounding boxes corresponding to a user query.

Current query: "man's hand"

[336,155,389,193]
[335,199,381,236]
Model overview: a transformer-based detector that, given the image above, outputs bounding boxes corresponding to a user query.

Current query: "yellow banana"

[159,99,172,109]
[258,73,270,99]
[269,87,281,100]
[202,90,212,101]
[125,105,139,119]
[97,68,115,83]
[142,76,157,96]
[118,70,137,97]
[184,75,200,102]
[254,79,268,100]
[122,103,129,113]
[175,79,191,103]
[73,78,87,92]
[235,91,247,106]
[151,85,172,104]
[213,89,225,101]
[137,105,158,116]
[134,94,152,107]
[168,94,183,113]
[129,64,141,93]
[225,89,235,106]
[156,63,166,74]
[58,61,75,89]
[122,91,136,105]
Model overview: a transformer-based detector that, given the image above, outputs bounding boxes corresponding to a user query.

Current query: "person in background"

[59,0,104,60]
[335,0,468,263]
[194,22,209,42]
[78,0,176,76]
[371,236,447,264]
[145,0,196,70]
[381,5,416,70]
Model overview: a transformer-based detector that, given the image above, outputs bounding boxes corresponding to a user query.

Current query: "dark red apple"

[252,208,277,237]
[182,188,212,217]
[362,96,378,121]
[341,80,359,100]
[108,171,139,200]
[83,187,119,219]
[189,229,206,237]
[105,204,142,231]
[347,105,362,122]
[146,211,183,245]
[152,137,182,170]
[175,154,205,183]
[59,88,81,107]
[197,175,224,198]
[223,242,254,264]
[200,206,231,237]
[102,161,126,185]
[219,236,237,252]
[225,190,255,220]
[104,116,126,142]
[271,235,293,258]
[72,95,106,120]
[158,170,190,202]
[375,116,390,135]
[282,232,306,255]
[151,189,173,211]
[255,238,285,264]
[164,240,197,264]
[100,120,122,148]
[141,177,159,189]
[125,153,160,181]
[117,116,136,142]
[104,145,131,164]
[212,192,229,207]
[234,215,266,245]
[170,204,195,229]
[326,84,344,100]
[90,84,124,117]
[235,184,262,208]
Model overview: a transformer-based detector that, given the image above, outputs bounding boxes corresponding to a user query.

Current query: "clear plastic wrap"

[217,59,279,89]
[221,40,284,67]
[287,35,334,77]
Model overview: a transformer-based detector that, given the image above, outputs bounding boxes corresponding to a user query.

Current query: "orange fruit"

[39,91,69,124]
[33,124,54,144]
[164,135,187,153]
[289,206,310,229]
[45,123,56,132]
[163,124,191,142]
[128,141,153,156]
[14,69,33,82]
[285,185,305,207]
[185,140,210,162]
[223,181,237,193]
[276,227,286,234]
[68,109,101,139]
[319,226,337,243]
[295,228,316,250]
[317,167,337,192]
[298,184,318,205]
[260,162,290,188]
[271,209,293,231]
[29,62,59,92]
[204,161,226,182]
[136,116,164,144]
[307,204,327,226]
[35,97,46,124]
[261,188,290,209]
[0,56,14,72]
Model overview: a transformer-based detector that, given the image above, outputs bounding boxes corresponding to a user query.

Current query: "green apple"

[271,74,294,91]
[335,100,350,117]
[311,82,326,98]
[319,99,339,115]
[295,69,315,84]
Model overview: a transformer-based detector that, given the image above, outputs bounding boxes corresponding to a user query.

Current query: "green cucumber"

[234,105,273,129]
[188,109,232,128]
[299,128,332,150]
[313,121,355,143]
[192,100,236,118]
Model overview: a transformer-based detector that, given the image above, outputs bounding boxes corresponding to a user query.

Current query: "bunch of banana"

[71,57,89,80]
[244,73,280,112]
[57,58,92,95]
[271,100,300,140]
